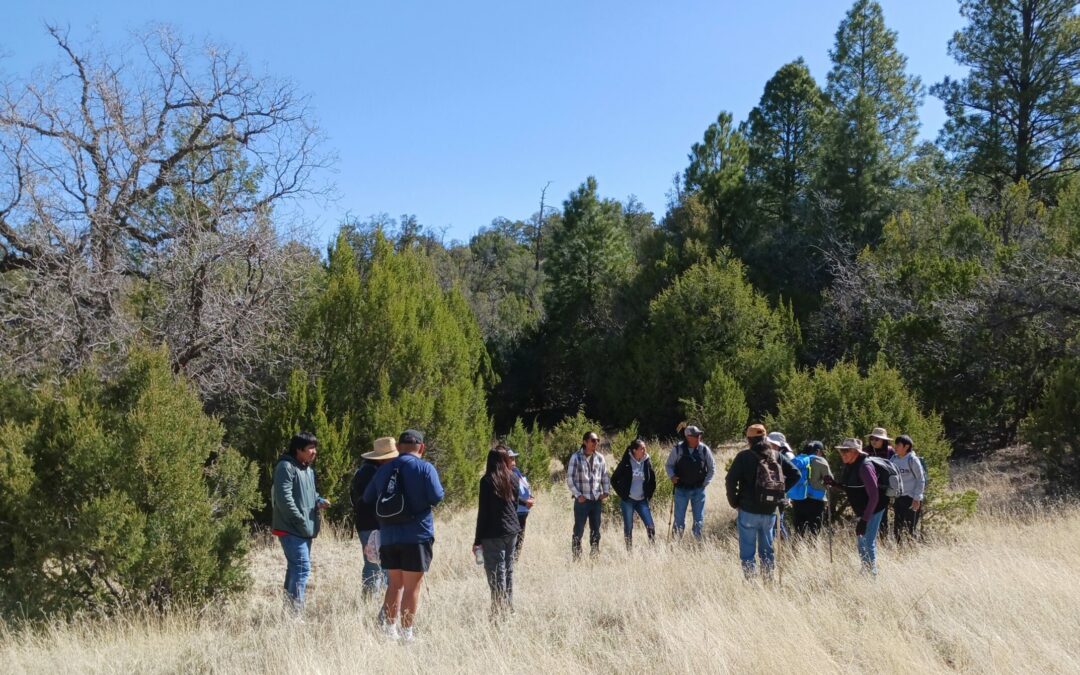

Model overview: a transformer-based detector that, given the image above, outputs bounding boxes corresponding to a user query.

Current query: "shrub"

[680,365,749,444]
[0,349,260,619]
[1023,357,1080,493]
[549,409,604,465]
[504,418,552,486]
[766,358,976,523]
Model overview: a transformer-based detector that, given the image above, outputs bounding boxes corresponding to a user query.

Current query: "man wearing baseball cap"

[665,425,716,541]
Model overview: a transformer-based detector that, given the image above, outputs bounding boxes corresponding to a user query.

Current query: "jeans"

[514,513,528,561]
[279,533,312,612]
[358,529,388,598]
[572,499,602,559]
[673,485,706,539]
[857,509,886,573]
[619,498,655,541]
[737,510,776,576]
[481,534,517,616]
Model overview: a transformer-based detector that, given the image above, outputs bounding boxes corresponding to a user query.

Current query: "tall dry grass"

[2,447,1078,674]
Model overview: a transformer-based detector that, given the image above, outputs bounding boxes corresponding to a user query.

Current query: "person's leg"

[383,568,404,628]
[279,535,297,604]
[399,571,425,629]
[736,510,757,577]
[758,512,777,577]
[690,487,706,540]
[503,534,517,613]
[859,510,885,574]
[636,500,656,541]
[620,498,635,548]
[481,537,501,611]
[279,534,311,613]
[514,513,528,561]
[588,500,602,556]
[672,487,689,537]
[358,530,384,599]
[572,500,588,560]
[878,499,890,543]
[791,500,807,536]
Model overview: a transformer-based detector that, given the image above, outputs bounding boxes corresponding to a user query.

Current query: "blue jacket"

[363,453,445,545]
[513,467,532,515]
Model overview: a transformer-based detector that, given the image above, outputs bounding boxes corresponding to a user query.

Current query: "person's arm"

[610,456,627,497]
[703,446,717,487]
[911,455,926,504]
[665,445,679,479]
[860,463,879,521]
[474,478,489,547]
[349,468,363,510]
[566,453,582,499]
[725,453,741,509]
[781,456,800,490]
[363,467,380,504]
[272,462,306,531]
[600,455,612,495]
[426,463,445,507]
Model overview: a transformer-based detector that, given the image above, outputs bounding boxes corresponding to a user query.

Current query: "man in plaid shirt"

[566,431,611,560]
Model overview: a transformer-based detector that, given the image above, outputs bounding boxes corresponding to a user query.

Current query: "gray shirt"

[665,440,716,487]
[629,455,648,500]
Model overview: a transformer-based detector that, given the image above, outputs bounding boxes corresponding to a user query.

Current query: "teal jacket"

[272,454,322,538]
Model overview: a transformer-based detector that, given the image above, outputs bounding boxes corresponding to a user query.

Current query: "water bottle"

[473,546,484,565]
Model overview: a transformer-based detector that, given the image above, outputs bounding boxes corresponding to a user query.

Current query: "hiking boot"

[571,536,583,561]
[646,527,655,543]
[624,534,633,551]
[589,532,601,558]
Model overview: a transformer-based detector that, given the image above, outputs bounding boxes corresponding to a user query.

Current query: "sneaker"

[381,621,401,641]
[401,627,416,644]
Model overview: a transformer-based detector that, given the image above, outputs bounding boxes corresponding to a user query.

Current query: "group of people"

[269,421,926,642]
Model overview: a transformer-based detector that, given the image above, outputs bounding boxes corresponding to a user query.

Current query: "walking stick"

[667,493,675,541]
[774,506,783,586]
[827,500,834,564]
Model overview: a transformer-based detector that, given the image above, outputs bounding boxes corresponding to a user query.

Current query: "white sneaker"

[401,627,416,644]
[381,621,401,641]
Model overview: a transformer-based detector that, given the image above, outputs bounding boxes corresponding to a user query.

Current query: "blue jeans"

[619,498,655,538]
[673,486,706,539]
[279,533,312,612]
[572,499,602,558]
[737,510,777,576]
[358,530,388,598]
[857,509,886,574]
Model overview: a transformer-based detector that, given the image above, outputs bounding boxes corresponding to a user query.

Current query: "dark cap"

[895,434,913,448]
[398,429,425,445]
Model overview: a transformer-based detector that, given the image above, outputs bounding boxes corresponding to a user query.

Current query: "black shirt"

[474,473,522,546]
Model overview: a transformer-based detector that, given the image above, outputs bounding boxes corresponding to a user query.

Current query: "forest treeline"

[1,0,1078,616]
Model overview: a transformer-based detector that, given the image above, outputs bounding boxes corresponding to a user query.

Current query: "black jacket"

[724,443,801,515]
[611,452,657,501]
[474,473,522,546]
[350,461,380,533]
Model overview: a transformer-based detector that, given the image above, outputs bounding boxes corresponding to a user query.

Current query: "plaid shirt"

[566,448,611,500]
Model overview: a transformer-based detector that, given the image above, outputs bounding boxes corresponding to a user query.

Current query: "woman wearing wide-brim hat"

[865,427,895,543]
[350,437,400,601]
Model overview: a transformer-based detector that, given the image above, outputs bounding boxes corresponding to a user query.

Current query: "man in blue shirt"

[364,429,444,642]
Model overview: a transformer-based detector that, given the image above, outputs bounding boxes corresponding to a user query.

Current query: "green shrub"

[680,365,749,444]
[548,408,603,465]
[1023,357,1080,493]
[766,358,976,523]
[0,349,260,619]
[504,417,552,485]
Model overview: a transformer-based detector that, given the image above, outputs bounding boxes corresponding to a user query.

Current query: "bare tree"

[0,25,329,400]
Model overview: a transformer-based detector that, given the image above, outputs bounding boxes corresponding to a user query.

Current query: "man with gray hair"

[666,425,716,541]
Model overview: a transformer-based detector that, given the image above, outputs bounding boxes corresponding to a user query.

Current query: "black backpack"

[674,443,708,487]
[755,447,787,507]
[866,456,902,498]
[375,465,414,525]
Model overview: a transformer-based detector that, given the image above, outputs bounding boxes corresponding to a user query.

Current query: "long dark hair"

[625,438,647,459]
[486,445,516,501]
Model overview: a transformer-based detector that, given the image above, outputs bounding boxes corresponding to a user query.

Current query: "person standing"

[787,440,833,536]
[890,434,926,544]
[610,439,657,549]
[767,431,795,539]
[349,436,399,600]
[826,438,888,575]
[867,427,896,543]
[363,429,444,642]
[725,424,800,578]
[565,431,611,560]
[473,446,522,619]
[508,449,535,562]
[665,425,716,541]
[271,432,330,616]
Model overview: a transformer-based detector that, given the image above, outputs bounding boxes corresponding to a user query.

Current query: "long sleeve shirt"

[566,448,611,500]
[363,453,445,545]
[891,452,926,501]
[665,441,717,487]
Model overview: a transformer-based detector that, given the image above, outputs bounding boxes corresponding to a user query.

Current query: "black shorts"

[380,541,434,573]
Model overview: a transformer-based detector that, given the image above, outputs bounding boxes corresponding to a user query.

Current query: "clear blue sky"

[3,1,967,244]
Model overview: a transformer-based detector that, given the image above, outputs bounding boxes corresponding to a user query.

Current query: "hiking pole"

[667,495,675,541]
[774,506,782,587]
[827,501,834,564]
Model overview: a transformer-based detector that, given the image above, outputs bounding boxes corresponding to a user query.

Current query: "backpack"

[789,454,813,500]
[755,447,787,507]
[866,456,902,498]
[375,465,414,525]
[675,443,708,487]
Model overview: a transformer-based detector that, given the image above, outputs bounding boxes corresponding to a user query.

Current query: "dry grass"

[3,448,1078,674]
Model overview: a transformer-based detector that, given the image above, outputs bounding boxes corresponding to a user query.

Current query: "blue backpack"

[788,454,826,501]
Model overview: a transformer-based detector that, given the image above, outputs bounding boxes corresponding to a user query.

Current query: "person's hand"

[855,520,867,536]
[671,476,679,484]
[524,497,536,508]
[576,495,586,504]
[599,493,608,501]
[822,475,836,487]
[912,500,921,512]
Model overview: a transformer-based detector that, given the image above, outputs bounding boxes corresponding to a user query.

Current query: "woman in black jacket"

[610,439,657,549]
[473,445,522,618]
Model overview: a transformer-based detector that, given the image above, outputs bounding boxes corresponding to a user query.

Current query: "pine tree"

[933,0,1080,201]
[683,113,751,251]
[820,0,924,248]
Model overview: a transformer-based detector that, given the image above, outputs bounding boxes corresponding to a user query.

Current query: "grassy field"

[2,446,1077,674]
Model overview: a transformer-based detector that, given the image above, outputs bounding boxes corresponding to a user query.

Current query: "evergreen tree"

[820,0,924,248]
[683,113,751,251]
[933,0,1080,202]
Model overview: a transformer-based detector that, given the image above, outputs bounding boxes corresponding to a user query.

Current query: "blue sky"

[2,1,967,244]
